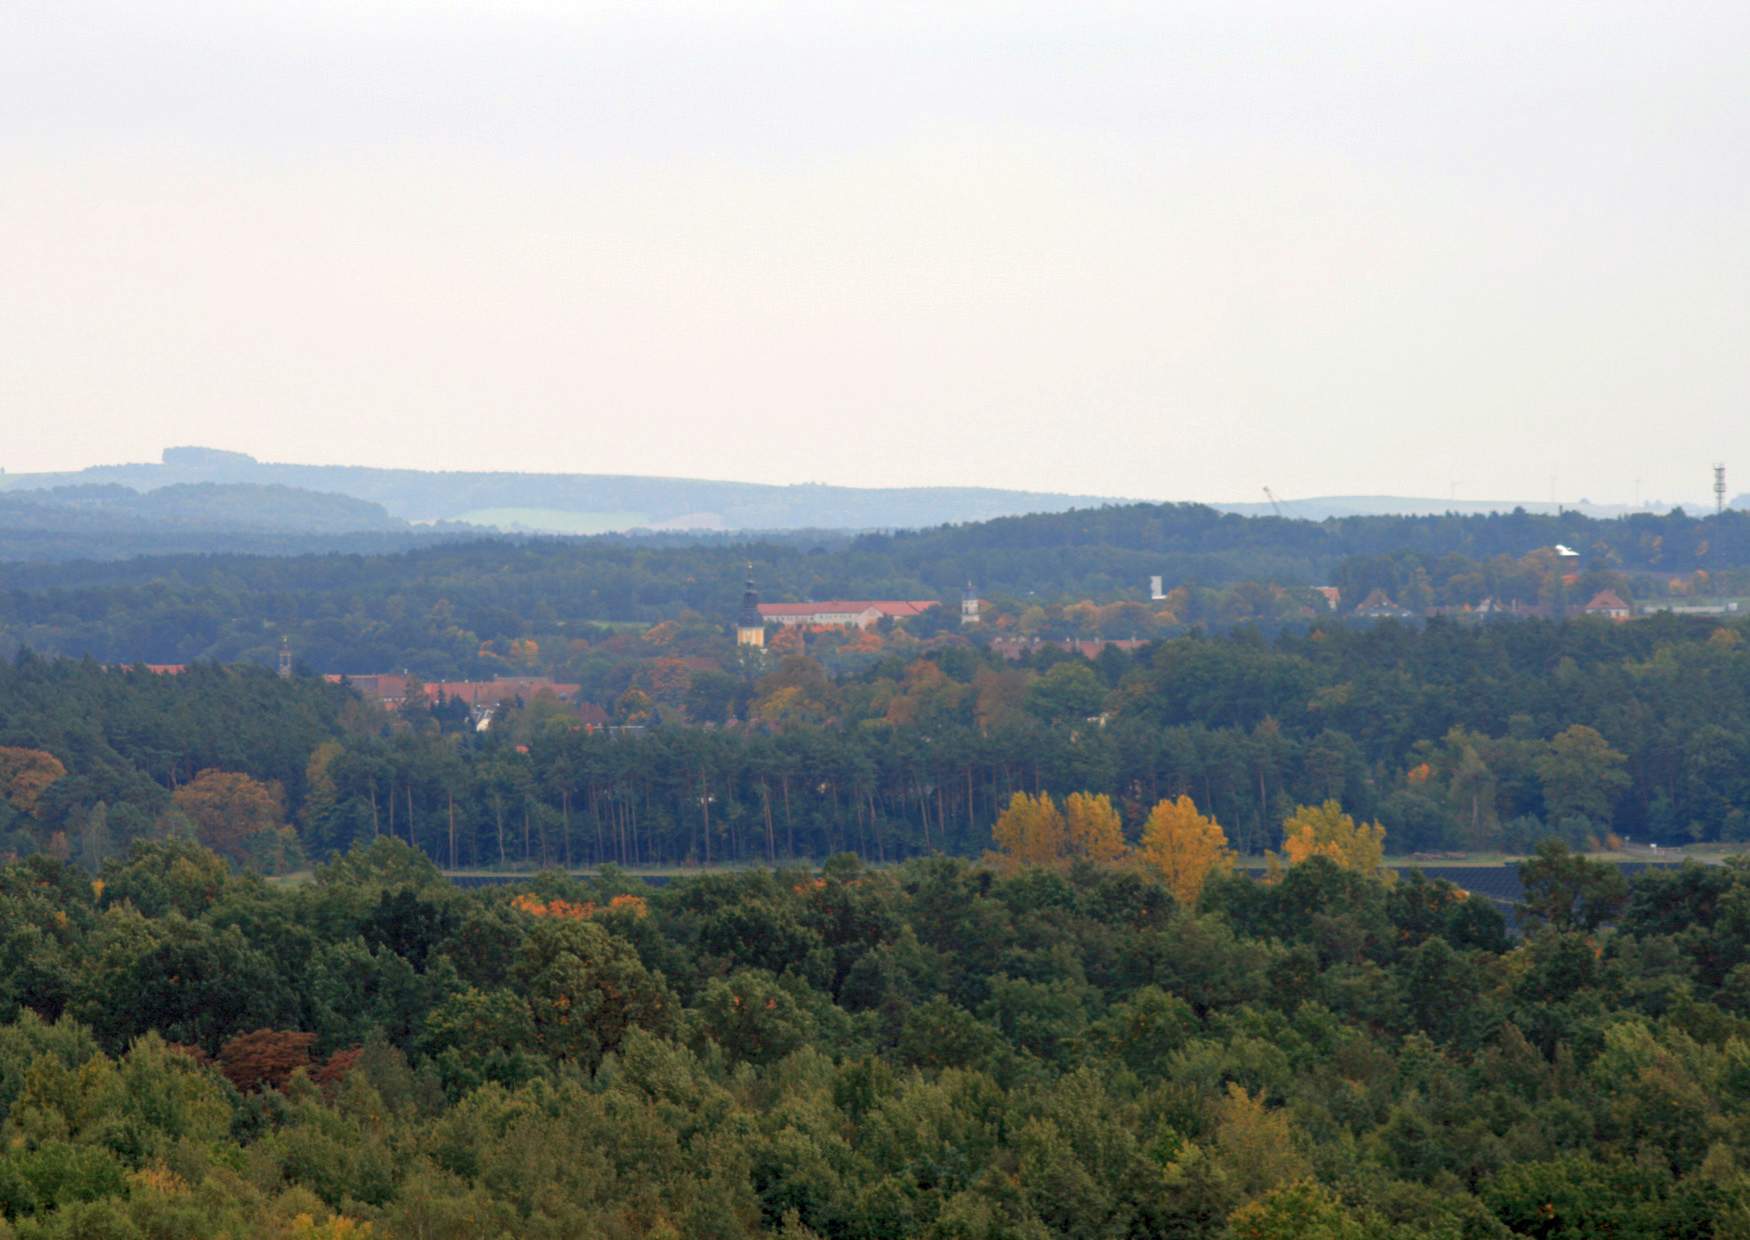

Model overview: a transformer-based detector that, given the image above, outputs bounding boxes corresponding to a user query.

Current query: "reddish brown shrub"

[215,1028,316,1093]
[311,1046,363,1089]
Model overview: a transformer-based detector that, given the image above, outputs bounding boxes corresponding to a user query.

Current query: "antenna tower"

[1715,464,1727,517]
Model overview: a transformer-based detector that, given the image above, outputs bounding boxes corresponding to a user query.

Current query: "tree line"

[4,612,1750,872]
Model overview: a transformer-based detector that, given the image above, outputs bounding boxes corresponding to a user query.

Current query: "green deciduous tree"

[510,918,676,1071]
[1537,724,1630,832]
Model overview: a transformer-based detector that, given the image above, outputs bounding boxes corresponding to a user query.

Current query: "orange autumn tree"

[639,657,697,705]
[1138,794,1234,907]
[1064,792,1128,865]
[751,655,838,729]
[511,892,649,921]
[170,769,285,865]
[989,791,1068,871]
[842,627,885,654]
[1279,800,1387,875]
[0,747,67,817]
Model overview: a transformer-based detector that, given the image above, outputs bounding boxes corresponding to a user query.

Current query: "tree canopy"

[0,837,1727,1234]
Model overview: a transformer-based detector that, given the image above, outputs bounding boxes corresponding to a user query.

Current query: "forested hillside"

[857,501,1750,592]
[4,613,1750,870]
[0,484,465,562]
[0,837,1743,1235]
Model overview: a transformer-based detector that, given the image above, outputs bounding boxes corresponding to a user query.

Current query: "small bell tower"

[960,581,980,625]
[736,567,766,647]
[277,636,293,680]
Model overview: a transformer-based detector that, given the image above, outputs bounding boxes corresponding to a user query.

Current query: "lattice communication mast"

[1716,464,1728,517]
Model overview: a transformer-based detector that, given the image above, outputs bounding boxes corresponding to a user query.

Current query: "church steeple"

[960,580,980,625]
[736,566,766,647]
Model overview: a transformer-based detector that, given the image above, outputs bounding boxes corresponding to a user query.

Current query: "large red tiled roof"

[757,600,938,618]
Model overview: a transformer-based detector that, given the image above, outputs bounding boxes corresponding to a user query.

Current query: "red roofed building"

[1583,589,1632,621]
[757,600,939,630]
[335,674,410,708]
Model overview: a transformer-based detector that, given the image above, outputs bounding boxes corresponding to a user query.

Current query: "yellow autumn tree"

[1213,1082,1309,1200]
[1064,792,1128,866]
[1138,794,1234,907]
[989,791,1067,871]
[1279,800,1386,875]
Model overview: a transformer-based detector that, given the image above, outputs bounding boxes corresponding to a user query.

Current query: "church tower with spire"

[736,568,766,648]
[961,581,980,625]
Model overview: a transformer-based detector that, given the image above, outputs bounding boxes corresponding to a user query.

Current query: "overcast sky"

[3,1,1746,504]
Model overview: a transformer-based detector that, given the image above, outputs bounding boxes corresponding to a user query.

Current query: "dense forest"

[4,611,1750,871]
[0,835,1743,1235]
[3,502,1749,678]
[866,500,1750,573]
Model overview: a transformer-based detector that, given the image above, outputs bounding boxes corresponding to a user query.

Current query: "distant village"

[123,540,1741,733]
[1301,545,1741,624]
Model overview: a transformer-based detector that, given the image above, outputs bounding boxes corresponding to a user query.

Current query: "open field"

[264,845,1746,895]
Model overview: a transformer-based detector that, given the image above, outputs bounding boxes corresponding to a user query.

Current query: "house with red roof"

[1583,589,1632,621]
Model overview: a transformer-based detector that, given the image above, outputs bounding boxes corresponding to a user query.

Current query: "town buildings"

[755,600,939,630]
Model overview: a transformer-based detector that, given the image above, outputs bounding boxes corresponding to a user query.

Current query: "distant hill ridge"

[3,448,1733,540]
[14,446,1707,534]
[0,447,1129,533]
[8,481,401,532]
[0,480,462,562]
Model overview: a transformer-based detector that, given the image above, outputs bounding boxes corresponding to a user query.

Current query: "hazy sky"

[4,1,1746,504]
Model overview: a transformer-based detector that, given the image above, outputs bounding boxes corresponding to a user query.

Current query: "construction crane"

[1262,487,1284,517]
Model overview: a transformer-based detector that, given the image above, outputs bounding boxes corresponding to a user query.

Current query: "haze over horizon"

[5,2,1746,506]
